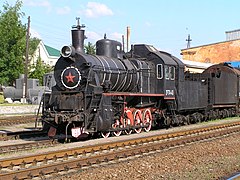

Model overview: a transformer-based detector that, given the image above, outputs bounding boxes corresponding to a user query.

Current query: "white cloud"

[85,31,102,42]
[85,31,124,43]
[23,0,51,12]
[110,32,123,41]
[30,28,42,39]
[81,2,113,18]
[56,6,71,15]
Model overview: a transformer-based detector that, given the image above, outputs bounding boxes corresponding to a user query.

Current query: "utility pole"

[186,34,192,49]
[22,16,30,103]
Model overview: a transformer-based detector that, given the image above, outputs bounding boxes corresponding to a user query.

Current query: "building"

[30,41,60,67]
[181,59,213,73]
[181,29,240,64]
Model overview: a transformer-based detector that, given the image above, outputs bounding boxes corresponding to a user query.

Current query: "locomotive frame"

[41,19,240,139]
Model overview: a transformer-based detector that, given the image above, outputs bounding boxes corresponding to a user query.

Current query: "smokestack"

[127,26,130,52]
[122,35,125,52]
[72,17,85,54]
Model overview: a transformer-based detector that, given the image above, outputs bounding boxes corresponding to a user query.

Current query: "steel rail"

[0,121,239,179]
[1,120,238,154]
[0,121,239,168]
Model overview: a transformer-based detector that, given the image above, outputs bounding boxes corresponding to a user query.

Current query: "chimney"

[127,26,130,52]
[72,17,86,53]
[122,35,125,52]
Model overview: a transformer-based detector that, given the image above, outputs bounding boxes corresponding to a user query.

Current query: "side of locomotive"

[41,20,157,137]
[41,20,240,139]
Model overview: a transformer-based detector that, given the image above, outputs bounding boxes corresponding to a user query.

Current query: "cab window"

[170,66,175,80]
[165,66,175,80]
[156,64,163,79]
[165,66,170,80]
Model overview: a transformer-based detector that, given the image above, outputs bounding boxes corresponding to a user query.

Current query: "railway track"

[0,121,240,179]
[0,138,60,154]
[0,130,45,141]
[0,131,66,154]
[0,115,36,126]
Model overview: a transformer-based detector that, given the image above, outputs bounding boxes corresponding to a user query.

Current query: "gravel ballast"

[51,132,240,180]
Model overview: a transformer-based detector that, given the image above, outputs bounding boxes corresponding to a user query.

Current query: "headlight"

[61,45,76,58]
[61,66,81,89]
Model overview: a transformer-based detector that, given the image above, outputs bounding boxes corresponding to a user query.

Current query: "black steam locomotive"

[41,20,240,138]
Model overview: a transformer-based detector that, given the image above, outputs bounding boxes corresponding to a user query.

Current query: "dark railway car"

[41,19,240,139]
[203,63,240,117]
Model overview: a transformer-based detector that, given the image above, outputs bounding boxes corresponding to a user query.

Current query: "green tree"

[0,0,26,85]
[29,57,53,85]
[84,42,96,55]
[29,37,40,57]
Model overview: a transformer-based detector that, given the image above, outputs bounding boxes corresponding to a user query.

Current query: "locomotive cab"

[133,44,178,99]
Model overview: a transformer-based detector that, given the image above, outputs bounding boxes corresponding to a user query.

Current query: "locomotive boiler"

[41,19,240,139]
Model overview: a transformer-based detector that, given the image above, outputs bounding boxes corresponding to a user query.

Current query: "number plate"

[71,127,81,138]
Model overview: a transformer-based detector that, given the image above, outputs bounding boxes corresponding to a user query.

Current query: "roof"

[181,59,213,69]
[44,44,60,57]
[181,38,240,51]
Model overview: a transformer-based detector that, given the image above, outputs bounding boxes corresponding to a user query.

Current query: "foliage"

[29,37,41,57]
[84,42,96,55]
[29,57,53,85]
[0,0,26,85]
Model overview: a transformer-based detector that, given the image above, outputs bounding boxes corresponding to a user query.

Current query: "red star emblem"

[65,72,75,83]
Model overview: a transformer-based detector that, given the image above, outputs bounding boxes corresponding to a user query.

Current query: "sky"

[1,0,240,58]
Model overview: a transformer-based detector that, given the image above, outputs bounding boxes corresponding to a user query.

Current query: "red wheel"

[143,108,152,132]
[124,109,133,134]
[112,119,122,136]
[133,109,142,133]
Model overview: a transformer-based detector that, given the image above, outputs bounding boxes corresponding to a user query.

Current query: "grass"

[200,116,239,124]
[0,93,4,104]
[0,103,36,106]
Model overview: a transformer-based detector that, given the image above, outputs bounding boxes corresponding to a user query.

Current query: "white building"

[30,41,60,67]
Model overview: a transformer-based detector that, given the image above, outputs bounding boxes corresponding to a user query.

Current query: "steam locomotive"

[41,20,240,138]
